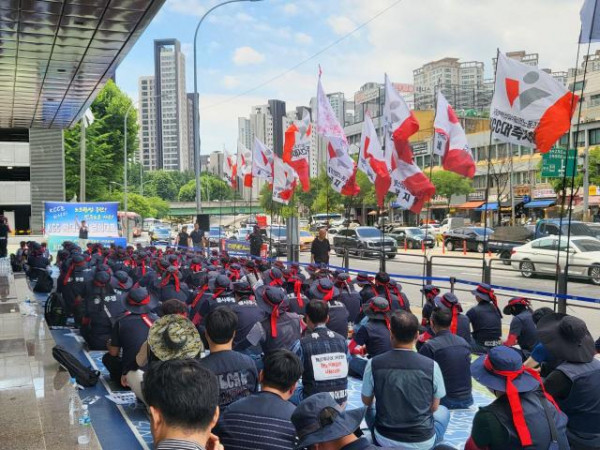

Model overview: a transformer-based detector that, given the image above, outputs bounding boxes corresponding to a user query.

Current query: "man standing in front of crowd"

[361,311,449,449]
[248,225,263,258]
[190,222,203,251]
[311,227,331,265]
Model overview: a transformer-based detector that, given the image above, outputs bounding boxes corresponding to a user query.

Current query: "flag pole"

[553,4,595,309]
[379,83,387,273]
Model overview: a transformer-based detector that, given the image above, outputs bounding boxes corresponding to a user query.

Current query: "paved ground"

[298,247,600,337]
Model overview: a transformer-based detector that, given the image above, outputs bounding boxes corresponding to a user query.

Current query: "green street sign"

[541,148,577,178]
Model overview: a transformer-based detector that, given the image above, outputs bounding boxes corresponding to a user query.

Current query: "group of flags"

[222,41,582,213]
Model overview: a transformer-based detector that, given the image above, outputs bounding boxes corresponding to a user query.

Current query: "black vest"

[231,299,266,350]
[364,321,392,357]
[371,350,434,443]
[467,302,502,345]
[421,330,472,400]
[337,289,361,323]
[325,300,349,338]
[260,312,301,354]
[285,292,309,315]
[556,359,600,443]
[512,310,538,351]
[84,285,124,338]
[300,327,348,405]
[481,391,569,450]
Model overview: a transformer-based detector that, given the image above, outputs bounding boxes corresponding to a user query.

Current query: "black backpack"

[32,269,53,293]
[52,345,100,387]
[44,292,67,327]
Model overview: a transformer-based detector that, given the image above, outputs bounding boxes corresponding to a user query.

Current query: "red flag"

[283,110,311,192]
[358,115,391,207]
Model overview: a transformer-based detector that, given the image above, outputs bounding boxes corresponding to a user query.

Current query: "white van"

[439,217,465,235]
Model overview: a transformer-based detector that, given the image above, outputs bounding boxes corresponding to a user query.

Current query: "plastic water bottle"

[78,404,91,445]
[68,377,79,426]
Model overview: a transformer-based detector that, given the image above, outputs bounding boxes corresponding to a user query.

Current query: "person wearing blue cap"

[467,284,502,354]
[467,346,568,450]
[291,393,382,450]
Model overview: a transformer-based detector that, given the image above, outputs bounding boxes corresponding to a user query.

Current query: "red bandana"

[440,296,459,334]
[476,286,501,317]
[212,287,226,299]
[160,273,180,292]
[262,291,281,338]
[293,279,304,307]
[317,283,334,301]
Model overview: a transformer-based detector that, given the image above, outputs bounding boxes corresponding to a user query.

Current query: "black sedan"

[388,227,435,249]
[332,226,398,259]
[442,227,494,253]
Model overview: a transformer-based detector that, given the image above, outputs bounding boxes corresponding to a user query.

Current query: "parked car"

[511,236,600,285]
[150,226,171,245]
[389,227,435,249]
[264,226,287,256]
[419,223,441,235]
[443,227,494,253]
[332,226,397,259]
[229,227,253,241]
[299,230,314,251]
[585,222,600,239]
[438,217,465,235]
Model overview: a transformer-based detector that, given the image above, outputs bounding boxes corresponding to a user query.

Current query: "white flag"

[251,137,273,182]
[358,115,391,208]
[272,156,297,205]
[223,152,237,189]
[237,141,253,188]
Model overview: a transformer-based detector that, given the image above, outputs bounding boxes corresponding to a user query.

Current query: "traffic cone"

[463,240,467,255]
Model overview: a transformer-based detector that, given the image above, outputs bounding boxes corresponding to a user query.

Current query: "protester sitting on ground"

[420,284,441,328]
[334,272,361,323]
[110,270,133,297]
[142,359,223,450]
[62,253,92,325]
[419,308,473,409]
[467,346,569,450]
[229,281,265,354]
[80,270,124,351]
[374,271,411,312]
[282,268,309,315]
[308,278,349,338]
[12,240,27,272]
[217,349,302,450]
[103,287,158,387]
[502,297,538,358]
[156,266,191,304]
[348,297,392,379]
[198,307,258,409]
[361,310,449,449]
[132,313,203,403]
[245,286,302,354]
[537,313,600,449]
[467,283,502,354]
[292,393,377,450]
[195,274,237,327]
[26,242,53,292]
[292,300,349,406]
[419,292,472,350]
[523,307,560,376]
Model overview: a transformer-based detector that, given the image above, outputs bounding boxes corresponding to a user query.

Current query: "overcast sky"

[116,0,590,155]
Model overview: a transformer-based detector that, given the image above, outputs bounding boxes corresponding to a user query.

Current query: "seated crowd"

[47,240,600,449]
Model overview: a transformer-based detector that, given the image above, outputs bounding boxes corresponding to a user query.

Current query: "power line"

[202,0,405,110]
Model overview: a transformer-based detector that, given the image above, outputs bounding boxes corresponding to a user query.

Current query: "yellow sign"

[589,186,599,196]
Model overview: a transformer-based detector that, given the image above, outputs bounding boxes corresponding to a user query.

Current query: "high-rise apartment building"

[187,93,198,173]
[237,117,252,150]
[268,99,286,157]
[327,92,346,126]
[154,39,189,171]
[413,58,486,110]
[138,76,157,170]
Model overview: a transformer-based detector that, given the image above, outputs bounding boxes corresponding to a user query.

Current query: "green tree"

[178,174,234,202]
[429,171,474,209]
[64,80,138,201]
[149,170,178,201]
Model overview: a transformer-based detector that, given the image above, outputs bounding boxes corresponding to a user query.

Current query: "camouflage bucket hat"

[148,314,204,361]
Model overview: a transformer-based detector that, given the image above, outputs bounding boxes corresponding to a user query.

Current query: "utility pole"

[583,145,590,222]
[79,117,86,201]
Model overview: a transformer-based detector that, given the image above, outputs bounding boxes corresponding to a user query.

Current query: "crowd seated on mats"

[37,239,600,449]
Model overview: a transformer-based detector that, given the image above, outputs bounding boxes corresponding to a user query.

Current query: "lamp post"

[192,0,264,215]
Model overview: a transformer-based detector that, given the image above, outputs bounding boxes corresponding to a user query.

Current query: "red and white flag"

[272,156,297,205]
[223,152,237,189]
[434,92,476,178]
[490,52,578,153]
[237,141,253,188]
[383,74,435,213]
[283,109,311,192]
[358,115,391,208]
[316,73,360,196]
[251,136,274,182]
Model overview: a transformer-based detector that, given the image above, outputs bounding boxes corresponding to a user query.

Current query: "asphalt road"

[298,248,600,336]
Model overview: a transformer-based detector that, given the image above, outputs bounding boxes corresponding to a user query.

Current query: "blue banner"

[44,201,120,237]
[224,239,250,256]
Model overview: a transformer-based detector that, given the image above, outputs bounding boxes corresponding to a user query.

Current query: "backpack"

[52,345,100,387]
[32,269,53,293]
[44,292,67,327]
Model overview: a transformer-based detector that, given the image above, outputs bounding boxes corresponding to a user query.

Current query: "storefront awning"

[589,196,600,206]
[474,202,499,211]
[455,201,484,209]
[524,200,556,209]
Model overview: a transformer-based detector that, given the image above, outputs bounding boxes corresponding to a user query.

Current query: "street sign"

[541,148,577,178]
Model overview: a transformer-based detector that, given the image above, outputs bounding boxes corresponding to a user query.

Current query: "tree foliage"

[429,171,474,207]
[108,192,170,219]
[65,80,138,201]
[178,173,234,202]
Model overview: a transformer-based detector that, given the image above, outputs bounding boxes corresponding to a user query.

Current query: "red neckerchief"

[293,278,304,307]
[118,281,129,290]
[191,285,209,309]
[290,266,299,277]
[370,303,391,329]
[483,356,560,447]
[63,260,86,285]
[440,295,460,334]
[317,284,334,301]
[262,291,281,338]
[190,263,202,272]
[212,287,226,299]
[160,273,180,292]
[141,314,153,328]
[140,260,147,276]
[476,285,502,317]
[268,270,283,286]
[389,283,404,307]
[229,268,241,281]
[376,280,393,308]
